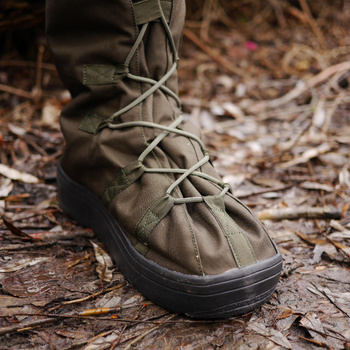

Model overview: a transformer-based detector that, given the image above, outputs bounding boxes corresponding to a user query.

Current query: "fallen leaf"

[0,257,52,273]
[82,331,119,350]
[222,102,245,120]
[91,241,113,283]
[248,321,292,349]
[300,312,326,343]
[2,216,39,241]
[0,164,40,184]
[279,143,331,168]
[0,177,13,197]
[41,99,61,129]
[300,181,334,192]
[339,166,350,190]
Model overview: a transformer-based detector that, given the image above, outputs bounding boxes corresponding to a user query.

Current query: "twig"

[298,0,327,50]
[281,262,304,278]
[268,0,287,28]
[0,241,55,252]
[249,61,350,111]
[28,228,95,241]
[200,0,215,42]
[124,318,170,350]
[0,83,33,99]
[234,184,293,198]
[322,91,345,133]
[298,335,331,349]
[79,303,152,316]
[0,317,57,336]
[257,206,341,221]
[110,310,169,350]
[183,28,249,78]
[62,282,126,305]
[34,45,45,102]
[2,216,40,242]
[324,234,350,261]
[0,60,56,70]
[60,330,114,350]
[311,283,350,318]
[248,3,273,28]
[9,313,222,325]
[278,143,331,168]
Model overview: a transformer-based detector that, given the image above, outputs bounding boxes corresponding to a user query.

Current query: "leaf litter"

[1,0,350,349]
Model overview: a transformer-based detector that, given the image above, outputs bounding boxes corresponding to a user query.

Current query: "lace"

[101,7,231,204]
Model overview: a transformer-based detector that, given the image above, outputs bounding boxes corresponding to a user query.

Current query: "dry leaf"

[0,257,52,273]
[2,216,39,241]
[279,143,331,168]
[299,312,327,343]
[0,177,13,197]
[82,332,119,350]
[0,164,40,184]
[91,241,113,283]
[41,99,61,129]
[300,181,334,192]
[339,166,350,190]
[222,102,245,120]
[248,321,292,349]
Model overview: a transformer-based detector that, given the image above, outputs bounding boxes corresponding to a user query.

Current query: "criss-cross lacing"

[98,8,231,204]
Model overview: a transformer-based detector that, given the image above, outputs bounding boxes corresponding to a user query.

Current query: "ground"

[1,1,350,349]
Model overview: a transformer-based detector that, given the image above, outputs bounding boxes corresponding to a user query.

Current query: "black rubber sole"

[57,163,282,319]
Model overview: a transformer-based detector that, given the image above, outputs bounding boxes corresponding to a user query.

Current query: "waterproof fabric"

[46,0,278,276]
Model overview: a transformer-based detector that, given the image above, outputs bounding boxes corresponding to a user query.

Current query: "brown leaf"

[0,177,13,198]
[2,216,40,241]
[91,241,114,283]
[0,164,40,184]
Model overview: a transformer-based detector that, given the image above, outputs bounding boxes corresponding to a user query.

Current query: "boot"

[46,0,282,318]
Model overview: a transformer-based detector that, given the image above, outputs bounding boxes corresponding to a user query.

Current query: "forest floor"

[1,1,350,349]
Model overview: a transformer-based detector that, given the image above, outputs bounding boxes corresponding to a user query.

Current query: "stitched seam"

[228,191,276,250]
[86,67,116,83]
[182,204,203,275]
[211,207,242,267]
[133,0,150,5]
[121,169,130,186]
[229,216,257,262]
[136,194,164,238]
[141,210,152,242]
[143,199,169,242]
[83,66,87,84]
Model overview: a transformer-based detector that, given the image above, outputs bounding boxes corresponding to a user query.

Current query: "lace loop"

[103,10,228,203]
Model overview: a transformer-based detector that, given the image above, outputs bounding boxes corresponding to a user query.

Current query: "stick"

[124,324,162,350]
[298,0,327,50]
[62,282,126,305]
[278,143,331,168]
[0,317,57,336]
[250,61,350,111]
[257,206,341,221]
[0,60,56,70]
[183,28,249,78]
[234,184,293,198]
[0,83,33,99]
